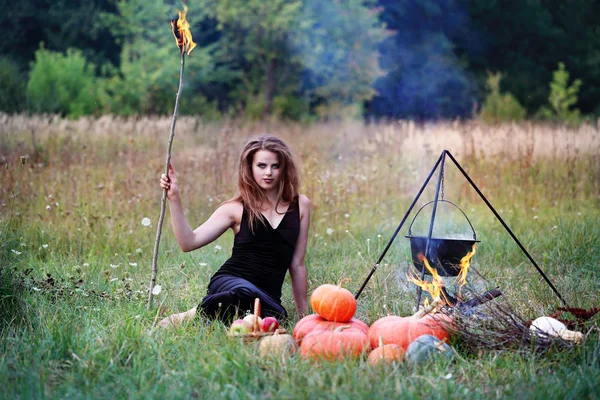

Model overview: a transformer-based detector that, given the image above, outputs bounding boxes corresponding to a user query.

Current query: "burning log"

[461,287,503,308]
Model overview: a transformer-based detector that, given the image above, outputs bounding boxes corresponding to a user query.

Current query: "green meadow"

[1,115,599,399]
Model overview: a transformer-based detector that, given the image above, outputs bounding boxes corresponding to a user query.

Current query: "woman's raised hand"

[160,164,179,200]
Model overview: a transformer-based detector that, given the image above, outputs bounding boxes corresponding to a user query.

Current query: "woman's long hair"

[230,134,299,231]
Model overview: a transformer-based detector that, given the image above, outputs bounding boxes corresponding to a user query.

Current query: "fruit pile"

[229,314,280,335]
[228,282,456,366]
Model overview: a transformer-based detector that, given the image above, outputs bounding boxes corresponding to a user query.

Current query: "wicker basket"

[227,298,286,342]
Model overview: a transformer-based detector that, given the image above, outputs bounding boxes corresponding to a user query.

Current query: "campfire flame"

[408,254,444,308]
[171,5,196,55]
[409,244,478,309]
[456,244,477,288]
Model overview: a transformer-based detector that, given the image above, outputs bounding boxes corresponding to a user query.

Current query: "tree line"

[1,0,598,121]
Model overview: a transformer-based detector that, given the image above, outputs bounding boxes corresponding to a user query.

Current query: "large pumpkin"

[310,282,356,322]
[293,313,369,345]
[368,314,451,350]
[408,314,451,345]
[300,325,370,361]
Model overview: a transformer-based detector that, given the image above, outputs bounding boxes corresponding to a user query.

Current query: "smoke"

[368,0,483,120]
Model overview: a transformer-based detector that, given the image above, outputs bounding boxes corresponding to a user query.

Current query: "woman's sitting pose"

[158,135,310,327]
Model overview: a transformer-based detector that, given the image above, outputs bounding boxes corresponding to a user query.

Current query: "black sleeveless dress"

[198,197,300,321]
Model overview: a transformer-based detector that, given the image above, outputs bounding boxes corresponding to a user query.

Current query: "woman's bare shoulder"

[217,200,244,215]
[297,194,311,215]
[298,194,310,206]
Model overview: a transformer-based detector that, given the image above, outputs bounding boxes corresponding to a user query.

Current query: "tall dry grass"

[1,113,599,313]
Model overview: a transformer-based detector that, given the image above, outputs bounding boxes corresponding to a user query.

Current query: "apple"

[229,319,252,335]
[260,316,279,333]
[243,314,263,331]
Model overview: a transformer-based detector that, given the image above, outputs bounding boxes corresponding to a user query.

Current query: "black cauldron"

[406,200,480,277]
[405,235,480,276]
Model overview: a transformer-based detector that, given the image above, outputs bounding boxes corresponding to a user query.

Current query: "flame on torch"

[171,5,196,55]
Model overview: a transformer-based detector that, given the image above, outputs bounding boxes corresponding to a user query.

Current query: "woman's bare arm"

[289,194,310,317]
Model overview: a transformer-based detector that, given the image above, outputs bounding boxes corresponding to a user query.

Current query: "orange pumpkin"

[407,314,451,345]
[293,313,369,345]
[310,282,356,322]
[367,316,412,349]
[300,325,370,361]
[368,314,452,350]
[367,337,405,366]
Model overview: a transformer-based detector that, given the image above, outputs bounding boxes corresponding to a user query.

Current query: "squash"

[258,332,298,360]
[310,282,356,322]
[367,313,452,350]
[300,325,370,361]
[530,316,583,343]
[367,337,405,366]
[405,334,455,365]
[293,313,369,345]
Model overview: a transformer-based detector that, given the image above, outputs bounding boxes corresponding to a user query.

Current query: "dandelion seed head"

[129,262,138,267]
[344,213,350,218]
[326,228,334,235]
[42,244,48,249]
[11,249,22,255]
[136,248,142,254]
[46,205,51,211]
[141,217,151,227]
[152,285,162,295]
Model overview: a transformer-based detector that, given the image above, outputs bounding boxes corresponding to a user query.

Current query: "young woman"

[158,135,310,327]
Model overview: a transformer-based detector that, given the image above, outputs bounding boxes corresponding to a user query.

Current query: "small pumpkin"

[258,332,298,360]
[300,325,370,361]
[367,337,405,366]
[293,314,369,345]
[310,281,356,322]
[405,334,455,365]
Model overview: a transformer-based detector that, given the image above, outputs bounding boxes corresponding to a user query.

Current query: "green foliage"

[26,47,101,118]
[199,0,387,119]
[479,72,527,123]
[98,0,223,116]
[537,62,582,125]
[292,0,388,117]
[0,57,26,113]
[0,0,119,73]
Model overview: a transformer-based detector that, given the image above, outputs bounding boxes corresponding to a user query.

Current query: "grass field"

[1,114,599,399]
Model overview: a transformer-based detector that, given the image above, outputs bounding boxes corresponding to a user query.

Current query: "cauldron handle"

[407,200,477,240]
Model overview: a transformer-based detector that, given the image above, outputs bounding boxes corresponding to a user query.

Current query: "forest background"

[1,0,599,123]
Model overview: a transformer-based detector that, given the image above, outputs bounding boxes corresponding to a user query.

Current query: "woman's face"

[252,150,281,192]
